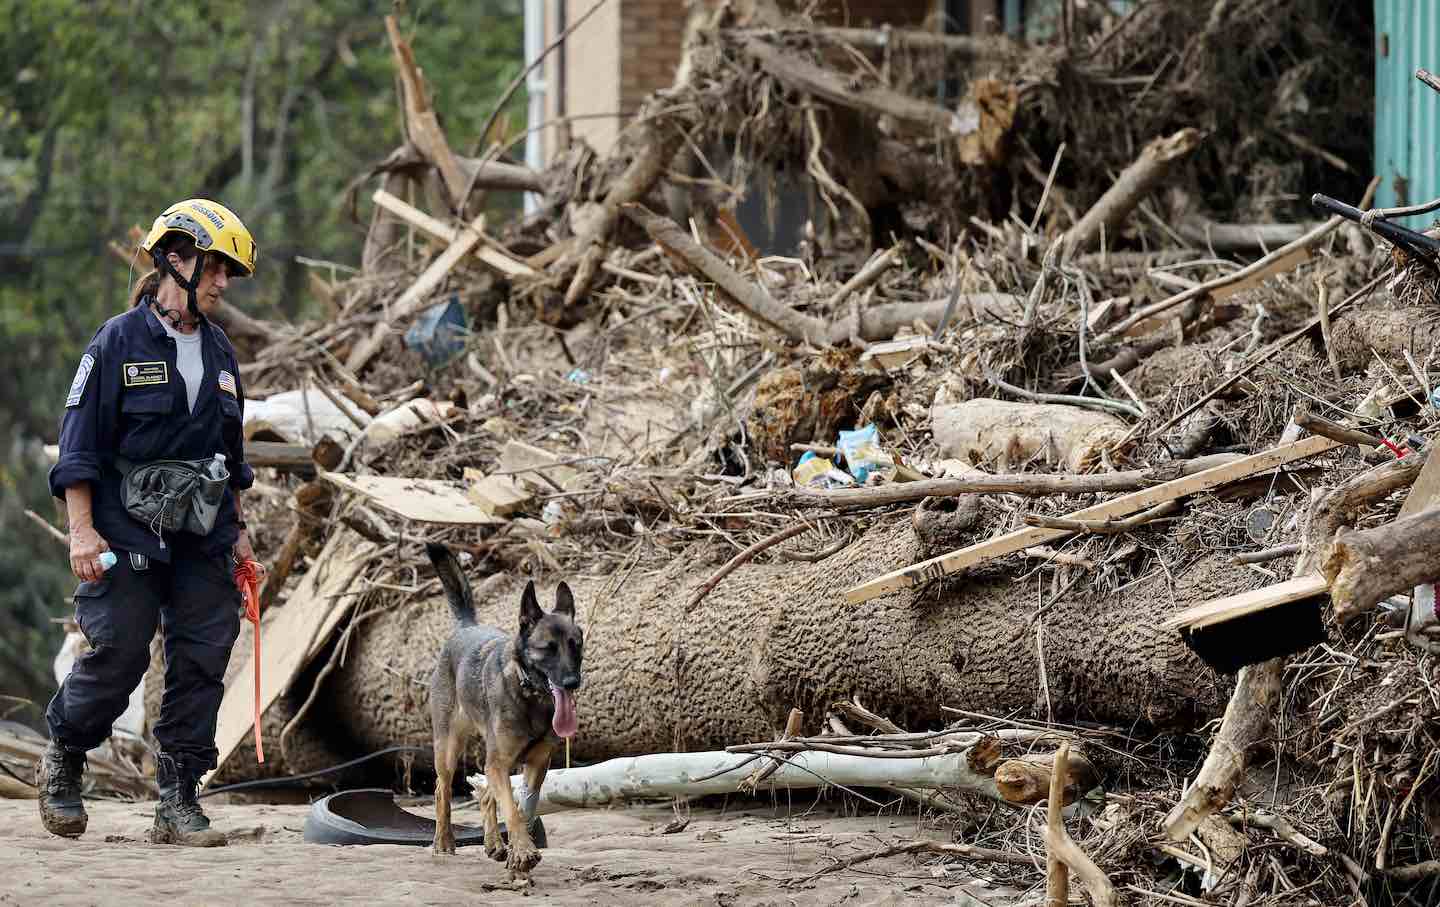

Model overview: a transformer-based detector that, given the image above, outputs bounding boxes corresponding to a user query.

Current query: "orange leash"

[233,559,266,764]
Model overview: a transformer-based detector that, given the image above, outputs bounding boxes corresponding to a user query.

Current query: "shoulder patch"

[123,361,169,387]
[218,370,237,397]
[66,354,96,407]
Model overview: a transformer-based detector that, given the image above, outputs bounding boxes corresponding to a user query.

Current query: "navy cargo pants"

[46,539,241,773]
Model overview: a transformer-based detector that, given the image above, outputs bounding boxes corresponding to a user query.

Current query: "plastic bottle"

[208,452,228,480]
[98,552,117,572]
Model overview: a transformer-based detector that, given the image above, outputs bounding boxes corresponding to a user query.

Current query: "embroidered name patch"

[122,361,169,387]
[218,370,237,397]
[66,354,95,407]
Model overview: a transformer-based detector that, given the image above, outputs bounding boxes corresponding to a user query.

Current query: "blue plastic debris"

[403,295,468,367]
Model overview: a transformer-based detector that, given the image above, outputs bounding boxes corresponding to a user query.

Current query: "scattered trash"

[792,451,854,489]
[565,368,592,385]
[834,424,896,485]
[403,295,468,367]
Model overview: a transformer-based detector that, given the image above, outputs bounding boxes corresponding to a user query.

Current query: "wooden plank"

[1400,446,1440,518]
[500,439,580,491]
[463,467,532,517]
[1159,574,1329,632]
[372,189,536,278]
[843,433,1343,604]
[320,472,505,525]
[207,530,376,783]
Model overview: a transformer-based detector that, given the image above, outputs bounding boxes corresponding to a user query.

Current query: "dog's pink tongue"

[550,685,578,738]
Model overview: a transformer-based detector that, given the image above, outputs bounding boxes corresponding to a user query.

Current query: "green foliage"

[0,0,525,710]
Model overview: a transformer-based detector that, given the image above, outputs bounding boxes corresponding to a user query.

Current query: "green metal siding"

[1375,0,1440,226]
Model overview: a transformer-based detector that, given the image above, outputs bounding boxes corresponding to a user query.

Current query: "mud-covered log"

[320,519,1232,767]
[1329,307,1440,376]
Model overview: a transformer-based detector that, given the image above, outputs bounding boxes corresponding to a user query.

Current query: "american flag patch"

[218,370,237,397]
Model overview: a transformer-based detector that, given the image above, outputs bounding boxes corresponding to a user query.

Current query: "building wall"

[541,0,624,163]
[540,0,968,162]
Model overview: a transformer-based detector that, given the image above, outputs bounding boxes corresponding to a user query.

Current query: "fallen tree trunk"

[321,518,1232,766]
[1323,504,1440,618]
[1176,218,1316,253]
[470,743,1011,816]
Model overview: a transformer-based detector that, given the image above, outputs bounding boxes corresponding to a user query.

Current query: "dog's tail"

[426,543,476,626]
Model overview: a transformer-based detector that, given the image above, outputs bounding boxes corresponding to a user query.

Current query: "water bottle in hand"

[98,552,117,572]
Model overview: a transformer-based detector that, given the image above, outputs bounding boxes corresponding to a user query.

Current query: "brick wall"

[618,0,691,118]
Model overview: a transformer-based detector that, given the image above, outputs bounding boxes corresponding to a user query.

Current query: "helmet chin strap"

[152,250,206,326]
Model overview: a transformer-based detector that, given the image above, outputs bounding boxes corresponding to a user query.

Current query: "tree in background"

[0,0,525,719]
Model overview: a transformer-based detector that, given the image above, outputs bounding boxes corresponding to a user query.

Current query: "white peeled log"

[932,398,1131,473]
[469,744,1007,816]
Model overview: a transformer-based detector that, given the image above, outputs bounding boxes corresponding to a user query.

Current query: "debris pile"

[20,0,1440,901]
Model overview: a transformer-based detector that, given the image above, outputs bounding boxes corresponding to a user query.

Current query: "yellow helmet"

[141,198,257,277]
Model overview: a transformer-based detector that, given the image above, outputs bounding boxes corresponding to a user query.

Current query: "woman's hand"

[69,525,112,583]
[233,530,259,568]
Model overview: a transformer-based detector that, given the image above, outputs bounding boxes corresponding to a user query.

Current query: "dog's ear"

[553,582,575,618]
[518,580,543,636]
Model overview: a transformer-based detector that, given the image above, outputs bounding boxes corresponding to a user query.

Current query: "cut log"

[1060,129,1203,260]
[246,441,319,475]
[1324,505,1440,618]
[470,745,1008,816]
[994,750,1099,806]
[321,518,1232,766]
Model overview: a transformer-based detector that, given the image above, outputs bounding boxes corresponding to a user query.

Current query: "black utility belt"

[115,456,229,545]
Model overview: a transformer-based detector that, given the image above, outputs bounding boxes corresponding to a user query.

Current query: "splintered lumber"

[1060,128,1203,260]
[844,434,1342,604]
[320,473,505,526]
[995,750,1100,806]
[385,15,467,208]
[469,745,1007,817]
[1160,574,1329,634]
[346,212,487,373]
[208,530,375,783]
[371,189,536,278]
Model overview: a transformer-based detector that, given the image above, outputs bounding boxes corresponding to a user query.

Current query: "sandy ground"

[0,794,1029,906]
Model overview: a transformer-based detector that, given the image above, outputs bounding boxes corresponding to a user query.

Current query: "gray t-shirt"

[159,316,205,413]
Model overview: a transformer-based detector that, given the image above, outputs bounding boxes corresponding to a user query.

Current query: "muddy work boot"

[36,739,88,838]
[151,754,226,847]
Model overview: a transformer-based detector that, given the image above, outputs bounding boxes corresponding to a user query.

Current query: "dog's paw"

[484,839,509,863]
[507,843,541,875]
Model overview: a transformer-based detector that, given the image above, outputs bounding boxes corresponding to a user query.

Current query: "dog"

[425,543,584,874]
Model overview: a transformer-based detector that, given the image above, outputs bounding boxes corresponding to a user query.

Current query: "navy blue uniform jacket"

[49,301,254,563]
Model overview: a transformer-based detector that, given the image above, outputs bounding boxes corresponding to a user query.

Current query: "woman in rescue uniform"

[38,199,261,846]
